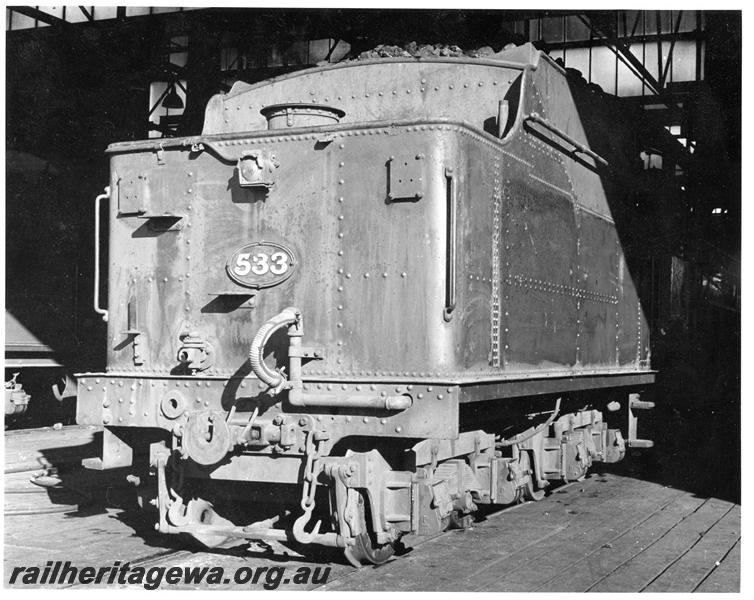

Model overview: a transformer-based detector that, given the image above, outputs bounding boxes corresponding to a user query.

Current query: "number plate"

[226,242,296,288]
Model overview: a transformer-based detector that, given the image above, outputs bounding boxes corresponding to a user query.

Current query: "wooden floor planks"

[587,497,736,592]
[693,538,741,593]
[5,425,100,468]
[484,489,695,592]
[533,493,709,592]
[643,505,740,592]
[322,475,643,591]
[471,484,686,591]
[319,473,739,593]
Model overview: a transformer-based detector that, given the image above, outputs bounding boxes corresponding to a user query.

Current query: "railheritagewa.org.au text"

[8,561,331,589]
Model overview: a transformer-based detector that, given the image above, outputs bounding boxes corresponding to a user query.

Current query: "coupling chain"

[300,430,322,511]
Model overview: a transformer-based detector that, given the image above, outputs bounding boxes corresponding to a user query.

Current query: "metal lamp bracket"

[238,150,279,189]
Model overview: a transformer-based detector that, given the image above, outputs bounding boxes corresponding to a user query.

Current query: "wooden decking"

[4,426,741,591]
[321,474,739,592]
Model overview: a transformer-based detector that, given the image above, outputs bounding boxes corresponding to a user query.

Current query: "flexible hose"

[248,307,300,390]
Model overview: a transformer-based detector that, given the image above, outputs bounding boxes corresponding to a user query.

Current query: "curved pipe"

[250,307,413,411]
[249,307,300,393]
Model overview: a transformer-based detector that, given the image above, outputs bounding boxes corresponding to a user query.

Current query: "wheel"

[343,492,398,567]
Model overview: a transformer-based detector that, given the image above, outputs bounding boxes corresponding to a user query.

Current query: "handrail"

[94,187,111,322]
[524,112,608,167]
[443,167,457,322]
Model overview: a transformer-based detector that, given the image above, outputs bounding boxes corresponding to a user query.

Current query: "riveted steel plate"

[76,375,459,441]
[203,58,525,135]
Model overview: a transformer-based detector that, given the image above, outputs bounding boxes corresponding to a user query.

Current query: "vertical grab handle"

[443,168,457,322]
[94,186,111,322]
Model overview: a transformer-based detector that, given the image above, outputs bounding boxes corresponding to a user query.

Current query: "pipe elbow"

[288,386,305,407]
[249,307,300,390]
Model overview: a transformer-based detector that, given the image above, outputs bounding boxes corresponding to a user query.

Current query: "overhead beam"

[78,6,93,22]
[325,38,342,61]
[542,30,698,52]
[10,6,68,27]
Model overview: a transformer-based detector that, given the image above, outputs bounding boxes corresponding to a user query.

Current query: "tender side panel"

[616,253,645,366]
[501,173,579,370]
[575,210,621,367]
[528,56,612,219]
[520,56,649,372]
[334,129,450,377]
[454,136,495,372]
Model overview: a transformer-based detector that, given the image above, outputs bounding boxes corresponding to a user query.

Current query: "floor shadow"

[12,429,345,565]
[599,322,740,504]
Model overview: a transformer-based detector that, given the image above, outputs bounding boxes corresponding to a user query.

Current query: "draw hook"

[291,504,322,545]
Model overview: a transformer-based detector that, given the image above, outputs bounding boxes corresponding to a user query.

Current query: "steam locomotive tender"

[77,43,655,566]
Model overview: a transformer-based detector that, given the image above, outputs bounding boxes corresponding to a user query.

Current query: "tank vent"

[260,103,346,130]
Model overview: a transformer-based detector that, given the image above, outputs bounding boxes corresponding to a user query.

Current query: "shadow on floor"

[602,321,740,504]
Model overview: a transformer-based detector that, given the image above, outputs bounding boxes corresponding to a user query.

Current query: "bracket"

[289,345,325,360]
[82,427,134,470]
[627,393,655,448]
[387,153,425,201]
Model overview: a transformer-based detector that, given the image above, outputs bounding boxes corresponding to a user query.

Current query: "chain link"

[300,430,322,510]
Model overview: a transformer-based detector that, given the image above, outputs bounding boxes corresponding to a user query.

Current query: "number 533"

[234,251,289,276]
